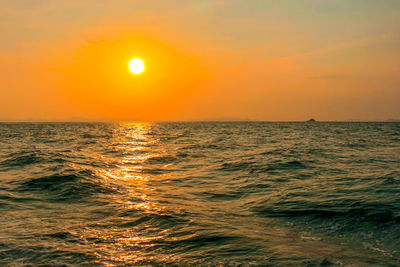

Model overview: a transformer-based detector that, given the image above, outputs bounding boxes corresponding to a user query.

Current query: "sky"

[1,0,400,121]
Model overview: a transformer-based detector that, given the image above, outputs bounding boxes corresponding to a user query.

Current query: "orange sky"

[1,0,400,121]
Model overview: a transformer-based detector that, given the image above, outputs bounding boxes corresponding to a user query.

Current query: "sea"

[0,122,399,266]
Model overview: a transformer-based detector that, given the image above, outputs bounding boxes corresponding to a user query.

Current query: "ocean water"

[0,122,399,266]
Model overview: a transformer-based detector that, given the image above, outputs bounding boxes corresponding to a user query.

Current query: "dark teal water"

[0,122,400,266]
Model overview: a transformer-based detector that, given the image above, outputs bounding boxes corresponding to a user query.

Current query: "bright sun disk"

[129,58,145,74]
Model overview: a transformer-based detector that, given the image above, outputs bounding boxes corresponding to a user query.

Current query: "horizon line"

[1,120,399,123]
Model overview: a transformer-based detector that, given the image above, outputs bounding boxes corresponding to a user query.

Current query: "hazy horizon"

[1,117,400,123]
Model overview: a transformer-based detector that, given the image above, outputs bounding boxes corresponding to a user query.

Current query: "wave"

[218,159,311,174]
[145,155,178,164]
[218,161,255,172]
[0,151,45,168]
[119,213,189,229]
[15,170,114,201]
[0,151,68,170]
[255,204,400,224]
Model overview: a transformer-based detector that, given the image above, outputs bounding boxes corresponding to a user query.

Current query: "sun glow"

[129,58,145,74]
[56,34,209,120]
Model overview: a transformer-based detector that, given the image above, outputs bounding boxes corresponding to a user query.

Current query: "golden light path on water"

[76,123,178,265]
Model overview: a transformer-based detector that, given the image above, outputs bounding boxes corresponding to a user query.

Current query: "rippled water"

[0,122,400,266]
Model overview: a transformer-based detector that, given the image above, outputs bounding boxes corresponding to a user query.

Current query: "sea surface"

[0,122,400,266]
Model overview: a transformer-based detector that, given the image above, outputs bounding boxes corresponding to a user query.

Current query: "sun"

[129,58,145,74]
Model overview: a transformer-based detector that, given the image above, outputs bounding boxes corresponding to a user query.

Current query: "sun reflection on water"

[79,122,173,264]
